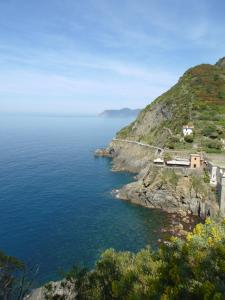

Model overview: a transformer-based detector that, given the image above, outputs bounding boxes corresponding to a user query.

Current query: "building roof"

[166,159,190,166]
[183,125,194,129]
[190,154,201,157]
[154,158,164,163]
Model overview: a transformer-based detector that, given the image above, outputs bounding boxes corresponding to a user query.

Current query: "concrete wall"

[217,173,225,216]
[208,162,218,185]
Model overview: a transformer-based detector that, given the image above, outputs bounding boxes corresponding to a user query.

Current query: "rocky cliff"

[117,166,218,217]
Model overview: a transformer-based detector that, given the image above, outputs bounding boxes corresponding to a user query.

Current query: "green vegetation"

[117,59,225,153]
[191,174,208,197]
[184,134,194,143]
[203,169,210,183]
[0,250,36,300]
[163,152,173,161]
[45,219,225,300]
[161,169,179,188]
[203,138,223,153]
[2,219,225,299]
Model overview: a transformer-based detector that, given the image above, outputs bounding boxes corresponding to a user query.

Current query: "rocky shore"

[158,209,200,244]
[96,139,219,218]
[25,279,77,300]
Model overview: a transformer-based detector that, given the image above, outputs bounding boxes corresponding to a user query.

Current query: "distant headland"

[99,108,141,118]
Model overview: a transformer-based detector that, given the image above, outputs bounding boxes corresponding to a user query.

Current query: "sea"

[0,115,169,285]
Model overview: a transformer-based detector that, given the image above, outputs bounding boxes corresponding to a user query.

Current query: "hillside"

[117,58,225,152]
[99,108,141,118]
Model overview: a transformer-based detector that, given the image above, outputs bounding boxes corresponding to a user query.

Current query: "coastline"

[95,139,219,219]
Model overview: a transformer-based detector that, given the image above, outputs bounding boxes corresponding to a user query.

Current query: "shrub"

[209,131,219,139]
[56,219,225,300]
[204,138,222,150]
[0,251,34,300]
[213,74,219,81]
[164,152,173,161]
[165,136,179,149]
[218,91,225,99]
[201,125,218,137]
[162,169,179,188]
[184,134,194,143]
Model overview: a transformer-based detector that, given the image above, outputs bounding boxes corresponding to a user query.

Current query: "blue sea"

[0,115,168,285]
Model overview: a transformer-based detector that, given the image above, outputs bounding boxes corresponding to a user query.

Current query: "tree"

[0,251,38,300]
[184,134,194,143]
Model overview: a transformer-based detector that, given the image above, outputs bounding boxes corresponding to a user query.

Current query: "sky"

[0,0,225,115]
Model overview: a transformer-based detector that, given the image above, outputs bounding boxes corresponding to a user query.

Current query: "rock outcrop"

[96,138,163,173]
[25,279,77,300]
[216,56,225,67]
[117,165,218,217]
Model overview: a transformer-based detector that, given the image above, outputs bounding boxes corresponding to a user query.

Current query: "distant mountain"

[99,108,141,118]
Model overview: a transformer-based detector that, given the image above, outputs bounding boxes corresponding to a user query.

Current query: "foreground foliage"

[46,218,225,300]
[0,251,37,300]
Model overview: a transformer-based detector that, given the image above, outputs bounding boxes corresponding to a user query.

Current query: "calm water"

[0,115,168,284]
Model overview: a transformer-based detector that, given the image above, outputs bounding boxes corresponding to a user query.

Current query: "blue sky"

[0,0,225,115]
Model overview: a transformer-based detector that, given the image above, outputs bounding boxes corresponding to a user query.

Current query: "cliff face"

[107,139,156,173]
[117,58,225,151]
[117,166,218,217]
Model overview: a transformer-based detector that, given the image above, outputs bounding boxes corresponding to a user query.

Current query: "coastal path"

[112,138,164,153]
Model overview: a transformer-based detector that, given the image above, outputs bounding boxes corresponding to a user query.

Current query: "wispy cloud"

[0,0,225,114]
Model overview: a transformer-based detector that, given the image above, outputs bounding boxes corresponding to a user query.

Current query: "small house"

[183,125,194,136]
[153,158,164,165]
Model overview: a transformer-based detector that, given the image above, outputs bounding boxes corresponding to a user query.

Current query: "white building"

[210,165,218,185]
[153,158,164,165]
[183,125,194,136]
[166,159,190,167]
[208,161,225,186]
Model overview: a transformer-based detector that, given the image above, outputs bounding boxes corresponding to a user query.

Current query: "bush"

[56,219,225,300]
[164,152,173,161]
[165,136,179,149]
[201,125,218,137]
[184,134,194,143]
[209,131,219,139]
[204,138,222,150]
[218,91,225,99]
[165,140,175,149]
